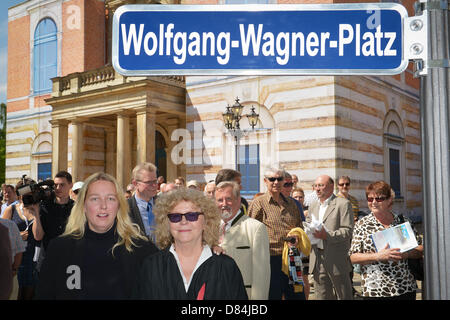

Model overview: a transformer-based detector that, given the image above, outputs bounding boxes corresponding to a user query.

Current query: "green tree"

[0,103,6,184]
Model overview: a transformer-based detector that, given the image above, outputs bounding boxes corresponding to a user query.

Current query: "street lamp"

[222,97,259,169]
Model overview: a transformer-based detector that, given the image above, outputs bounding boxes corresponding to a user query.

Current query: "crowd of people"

[0,163,423,300]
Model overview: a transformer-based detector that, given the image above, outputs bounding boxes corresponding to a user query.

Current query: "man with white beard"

[215,181,271,300]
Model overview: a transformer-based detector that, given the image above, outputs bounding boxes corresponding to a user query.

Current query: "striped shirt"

[337,192,359,220]
[248,192,303,256]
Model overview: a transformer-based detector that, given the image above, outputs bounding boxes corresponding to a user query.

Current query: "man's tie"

[147,202,154,233]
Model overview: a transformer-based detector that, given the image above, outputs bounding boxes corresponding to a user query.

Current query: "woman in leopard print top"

[349,181,423,300]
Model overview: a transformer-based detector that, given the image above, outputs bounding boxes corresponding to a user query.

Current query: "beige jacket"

[221,213,271,300]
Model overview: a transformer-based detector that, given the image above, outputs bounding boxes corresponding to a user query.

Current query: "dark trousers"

[269,255,306,300]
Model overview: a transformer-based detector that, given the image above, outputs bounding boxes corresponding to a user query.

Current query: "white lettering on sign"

[120,23,397,65]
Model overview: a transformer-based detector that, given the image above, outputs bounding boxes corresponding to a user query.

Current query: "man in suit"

[215,181,270,300]
[306,174,354,300]
[128,162,158,240]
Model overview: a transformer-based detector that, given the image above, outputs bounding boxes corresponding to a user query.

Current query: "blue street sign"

[112,4,408,76]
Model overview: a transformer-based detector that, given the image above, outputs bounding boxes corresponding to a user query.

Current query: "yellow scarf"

[281,227,311,292]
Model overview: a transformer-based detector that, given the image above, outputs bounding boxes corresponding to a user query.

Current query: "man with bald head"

[306,175,354,300]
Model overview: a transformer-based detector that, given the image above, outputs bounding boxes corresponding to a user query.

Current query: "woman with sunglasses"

[132,188,248,300]
[349,181,423,300]
[35,172,158,299]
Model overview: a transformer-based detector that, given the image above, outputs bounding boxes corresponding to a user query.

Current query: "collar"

[222,209,244,228]
[266,192,288,204]
[134,194,154,206]
[320,194,334,206]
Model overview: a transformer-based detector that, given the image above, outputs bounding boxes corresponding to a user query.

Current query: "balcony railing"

[51,65,185,98]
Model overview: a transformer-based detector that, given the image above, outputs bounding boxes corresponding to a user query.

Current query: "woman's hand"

[376,244,403,262]
[20,230,29,241]
[212,245,226,255]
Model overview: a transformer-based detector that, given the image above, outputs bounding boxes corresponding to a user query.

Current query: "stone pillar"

[50,119,69,177]
[116,114,131,190]
[105,128,116,177]
[71,120,84,182]
[166,117,180,182]
[136,108,156,164]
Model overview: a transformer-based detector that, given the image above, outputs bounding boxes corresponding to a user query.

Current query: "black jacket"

[132,247,248,300]
[128,195,157,238]
[35,224,158,300]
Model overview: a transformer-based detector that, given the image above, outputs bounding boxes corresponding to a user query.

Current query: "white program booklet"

[370,222,418,253]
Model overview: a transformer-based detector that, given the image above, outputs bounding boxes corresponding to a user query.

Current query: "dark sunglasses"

[338,183,350,187]
[283,182,294,187]
[266,177,283,182]
[367,197,387,203]
[167,212,204,223]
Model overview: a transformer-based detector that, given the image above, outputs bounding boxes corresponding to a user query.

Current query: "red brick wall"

[7,15,30,103]
[84,0,105,70]
[62,0,85,75]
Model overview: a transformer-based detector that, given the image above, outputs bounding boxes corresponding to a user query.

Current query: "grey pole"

[418,0,450,300]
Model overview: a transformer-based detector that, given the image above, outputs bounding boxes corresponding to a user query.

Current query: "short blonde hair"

[63,172,147,254]
[154,188,220,249]
[132,162,157,181]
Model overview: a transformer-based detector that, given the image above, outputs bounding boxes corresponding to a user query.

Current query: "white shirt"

[318,195,333,223]
[220,209,241,234]
[169,244,212,292]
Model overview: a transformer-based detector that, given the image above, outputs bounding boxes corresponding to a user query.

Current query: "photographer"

[28,171,74,261]
[2,178,39,300]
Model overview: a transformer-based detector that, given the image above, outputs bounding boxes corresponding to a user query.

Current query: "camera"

[284,236,297,244]
[16,175,55,207]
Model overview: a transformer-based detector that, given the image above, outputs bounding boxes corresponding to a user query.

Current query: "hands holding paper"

[376,244,403,262]
[303,215,326,248]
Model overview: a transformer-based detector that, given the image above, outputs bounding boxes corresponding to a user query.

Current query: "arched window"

[383,110,405,199]
[33,18,57,94]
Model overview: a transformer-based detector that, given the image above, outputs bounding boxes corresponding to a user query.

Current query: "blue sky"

[0,0,26,105]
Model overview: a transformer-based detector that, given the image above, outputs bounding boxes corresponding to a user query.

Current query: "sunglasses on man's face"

[367,197,387,203]
[283,182,294,188]
[167,212,204,223]
[338,182,350,187]
[266,177,283,182]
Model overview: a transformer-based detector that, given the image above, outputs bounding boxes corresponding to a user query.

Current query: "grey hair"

[264,166,284,178]
[215,181,241,198]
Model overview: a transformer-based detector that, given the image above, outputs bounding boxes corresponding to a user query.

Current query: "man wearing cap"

[70,181,84,201]
[187,180,199,190]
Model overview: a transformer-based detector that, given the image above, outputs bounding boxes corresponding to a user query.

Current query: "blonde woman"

[35,172,158,299]
[133,188,248,299]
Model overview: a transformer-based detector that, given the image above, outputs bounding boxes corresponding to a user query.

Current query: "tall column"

[166,117,180,182]
[50,119,69,177]
[116,114,131,190]
[71,120,84,182]
[105,128,116,177]
[419,1,450,300]
[136,108,156,164]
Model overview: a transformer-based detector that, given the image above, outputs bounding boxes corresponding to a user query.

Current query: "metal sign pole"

[417,0,450,300]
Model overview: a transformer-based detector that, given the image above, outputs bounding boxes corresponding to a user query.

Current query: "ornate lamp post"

[222,97,259,170]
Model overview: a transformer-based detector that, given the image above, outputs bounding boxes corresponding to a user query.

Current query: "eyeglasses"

[338,183,350,187]
[283,182,294,187]
[367,197,387,203]
[137,180,158,186]
[167,212,204,223]
[266,177,283,182]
